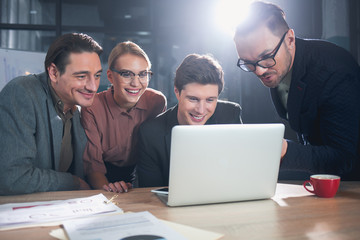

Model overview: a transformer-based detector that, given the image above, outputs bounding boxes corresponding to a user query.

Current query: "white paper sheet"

[62,211,187,240]
[0,194,122,229]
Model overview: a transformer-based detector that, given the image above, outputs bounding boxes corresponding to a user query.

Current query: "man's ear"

[47,63,59,84]
[174,87,180,101]
[287,29,296,49]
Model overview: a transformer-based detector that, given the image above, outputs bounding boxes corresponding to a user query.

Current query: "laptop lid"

[167,124,285,207]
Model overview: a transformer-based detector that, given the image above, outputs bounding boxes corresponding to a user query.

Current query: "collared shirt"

[48,79,75,172]
[276,68,292,119]
[81,87,166,175]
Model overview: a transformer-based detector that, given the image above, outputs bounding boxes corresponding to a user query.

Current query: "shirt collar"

[105,86,147,117]
[278,68,293,92]
[48,78,75,119]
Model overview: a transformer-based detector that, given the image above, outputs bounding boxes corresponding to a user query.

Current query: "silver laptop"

[162,123,284,207]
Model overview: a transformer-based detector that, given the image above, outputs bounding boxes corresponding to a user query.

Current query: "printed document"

[62,211,187,240]
[0,194,122,229]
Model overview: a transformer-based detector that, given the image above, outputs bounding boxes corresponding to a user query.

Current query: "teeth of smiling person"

[192,115,203,120]
[126,89,140,94]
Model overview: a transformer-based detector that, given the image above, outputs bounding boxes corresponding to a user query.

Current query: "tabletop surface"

[0,181,360,240]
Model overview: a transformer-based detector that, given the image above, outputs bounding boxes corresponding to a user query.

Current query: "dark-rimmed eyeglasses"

[237,30,288,72]
[110,68,152,84]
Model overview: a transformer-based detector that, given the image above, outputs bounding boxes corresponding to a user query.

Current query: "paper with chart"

[0,194,122,229]
[62,211,187,240]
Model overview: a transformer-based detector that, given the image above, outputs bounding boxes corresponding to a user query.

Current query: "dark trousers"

[104,162,135,183]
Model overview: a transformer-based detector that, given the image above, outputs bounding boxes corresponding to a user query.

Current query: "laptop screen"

[167,124,285,207]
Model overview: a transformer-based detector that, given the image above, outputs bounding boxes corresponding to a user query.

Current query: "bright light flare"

[214,0,253,37]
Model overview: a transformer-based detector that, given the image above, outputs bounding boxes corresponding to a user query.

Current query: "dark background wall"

[1,0,359,143]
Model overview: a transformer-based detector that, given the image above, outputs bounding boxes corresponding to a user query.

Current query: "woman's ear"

[107,69,114,84]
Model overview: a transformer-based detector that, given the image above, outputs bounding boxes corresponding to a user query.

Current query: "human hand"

[78,177,91,190]
[281,139,288,160]
[103,181,132,193]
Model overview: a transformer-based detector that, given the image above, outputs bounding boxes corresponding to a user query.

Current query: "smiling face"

[107,53,149,110]
[48,52,102,111]
[175,83,219,125]
[234,25,295,88]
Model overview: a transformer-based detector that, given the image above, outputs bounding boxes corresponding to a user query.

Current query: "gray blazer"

[0,72,87,195]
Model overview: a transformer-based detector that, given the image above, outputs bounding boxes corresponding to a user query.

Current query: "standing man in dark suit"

[0,33,103,195]
[233,1,360,180]
[136,54,242,187]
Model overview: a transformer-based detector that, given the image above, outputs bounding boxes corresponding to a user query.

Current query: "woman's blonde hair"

[108,41,151,69]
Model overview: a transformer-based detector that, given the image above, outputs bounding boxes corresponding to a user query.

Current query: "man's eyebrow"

[73,71,90,75]
[186,95,198,99]
[241,48,273,63]
[73,69,103,75]
[118,69,149,73]
[206,96,218,100]
[257,47,276,59]
[186,95,218,100]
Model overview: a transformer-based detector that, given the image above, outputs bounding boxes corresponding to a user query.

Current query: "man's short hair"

[174,54,224,95]
[108,41,151,70]
[234,1,289,39]
[45,33,103,75]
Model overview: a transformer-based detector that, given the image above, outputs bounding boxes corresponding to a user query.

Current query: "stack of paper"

[0,194,224,240]
[0,194,122,230]
[62,211,187,240]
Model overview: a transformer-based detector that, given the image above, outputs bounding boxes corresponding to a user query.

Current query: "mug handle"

[303,180,315,194]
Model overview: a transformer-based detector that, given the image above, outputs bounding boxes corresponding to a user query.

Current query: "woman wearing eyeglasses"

[81,41,166,193]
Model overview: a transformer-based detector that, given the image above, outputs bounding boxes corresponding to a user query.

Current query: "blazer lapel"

[287,71,306,132]
[287,40,307,132]
[47,98,63,170]
[40,74,63,170]
[71,109,86,177]
[270,88,287,119]
[165,132,171,160]
[164,106,179,159]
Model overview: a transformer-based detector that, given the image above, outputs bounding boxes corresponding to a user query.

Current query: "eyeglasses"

[110,68,152,84]
[237,30,288,72]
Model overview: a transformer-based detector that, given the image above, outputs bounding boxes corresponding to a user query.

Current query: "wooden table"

[0,182,360,240]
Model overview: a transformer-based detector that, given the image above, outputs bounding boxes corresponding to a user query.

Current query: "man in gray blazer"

[0,33,103,195]
[136,54,242,187]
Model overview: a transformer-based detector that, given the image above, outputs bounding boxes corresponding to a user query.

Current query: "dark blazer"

[0,72,87,195]
[136,100,242,187]
[271,38,360,180]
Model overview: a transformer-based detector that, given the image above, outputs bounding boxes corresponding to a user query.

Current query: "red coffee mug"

[303,174,340,198]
